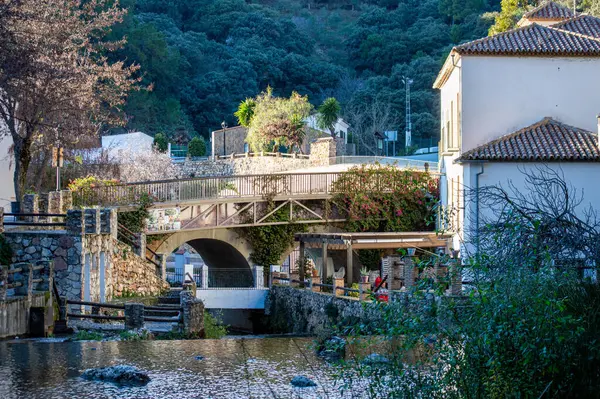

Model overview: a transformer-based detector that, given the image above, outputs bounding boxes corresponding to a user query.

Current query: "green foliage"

[204,311,228,339]
[245,89,313,152]
[234,98,256,127]
[488,0,521,35]
[317,97,341,136]
[187,136,207,157]
[0,235,14,266]
[119,329,154,341]
[153,132,169,153]
[236,203,308,267]
[118,192,154,234]
[74,330,104,341]
[331,163,439,232]
[69,176,120,208]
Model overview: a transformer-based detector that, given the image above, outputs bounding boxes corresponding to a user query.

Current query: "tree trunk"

[12,131,33,205]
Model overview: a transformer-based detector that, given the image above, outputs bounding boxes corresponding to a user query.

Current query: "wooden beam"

[346,243,353,285]
[321,240,328,284]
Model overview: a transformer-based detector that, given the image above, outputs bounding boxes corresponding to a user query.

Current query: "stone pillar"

[298,241,305,283]
[48,191,62,219]
[404,257,415,289]
[359,281,370,301]
[334,277,344,297]
[38,193,49,223]
[22,194,39,222]
[84,208,101,235]
[253,266,264,289]
[321,240,328,285]
[124,303,145,330]
[200,264,209,289]
[133,232,146,258]
[158,253,167,281]
[311,276,320,292]
[61,190,73,213]
[32,260,54,292]
[66,210,84,235]
[0,265,7,300]
[346,243,353,285]
[390,259,404,290]
[180,290,204,335]
[12,262,32,297]
[100,208,117,238]
[449,258,462,296]
[309,137,336,167]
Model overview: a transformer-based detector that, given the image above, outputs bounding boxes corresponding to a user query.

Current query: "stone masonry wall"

[264,286,385,336]
[111,239,169,297]
[177,155,312,178]
[309,137,337,167]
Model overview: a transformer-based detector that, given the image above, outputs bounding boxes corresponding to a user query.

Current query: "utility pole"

[402,76,413,149]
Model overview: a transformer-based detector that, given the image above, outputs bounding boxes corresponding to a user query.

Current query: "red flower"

[396,209,403,216]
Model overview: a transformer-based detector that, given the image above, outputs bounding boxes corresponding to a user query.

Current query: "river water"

[0,337,367,399]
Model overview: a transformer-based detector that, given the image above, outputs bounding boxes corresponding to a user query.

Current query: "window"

[450,101,454,148]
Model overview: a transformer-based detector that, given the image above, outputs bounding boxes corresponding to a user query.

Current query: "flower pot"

[360,275,369,283]
[312,269,319,277]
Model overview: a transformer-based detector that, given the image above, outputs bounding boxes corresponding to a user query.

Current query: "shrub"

[0,235,14,265]
[153,132,168,153]
[188,136,206,157]
[204,311,227,339]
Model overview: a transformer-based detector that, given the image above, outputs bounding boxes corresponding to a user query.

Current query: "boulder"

[362,353,390,365]
[316,336,346,362]
[291,375,317,388]
[81,365,150,386]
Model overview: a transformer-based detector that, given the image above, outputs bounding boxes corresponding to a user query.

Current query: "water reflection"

[0,338,366,399]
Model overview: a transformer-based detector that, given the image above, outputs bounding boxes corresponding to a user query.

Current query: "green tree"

[234,98,256,127]
[489,0,522,35]
[317,97,341,137]
[246,89,313,152]
[153,133,168,153]
[188,136,207,157]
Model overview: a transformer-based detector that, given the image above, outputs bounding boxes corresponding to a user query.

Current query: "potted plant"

[360,267,369,283]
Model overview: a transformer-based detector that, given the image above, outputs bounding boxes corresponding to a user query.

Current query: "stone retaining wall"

[264,285,385,336]
[111,239,168,297]
[5,209,168,305]
[177,155,312,178]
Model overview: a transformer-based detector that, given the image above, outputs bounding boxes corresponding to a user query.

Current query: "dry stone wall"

[111,239,168,297]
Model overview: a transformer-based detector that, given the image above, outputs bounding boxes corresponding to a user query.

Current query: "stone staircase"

[144,288,183,319]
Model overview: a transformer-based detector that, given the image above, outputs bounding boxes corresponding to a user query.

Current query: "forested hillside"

[111,0,502,149]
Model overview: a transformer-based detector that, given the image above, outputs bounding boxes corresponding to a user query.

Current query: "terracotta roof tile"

[454,23,600,55]
[458,118,600,162]
[551,14,600,38]
[523,1,575,20]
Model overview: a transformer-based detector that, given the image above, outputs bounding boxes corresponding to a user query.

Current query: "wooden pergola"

[294,232,452,284]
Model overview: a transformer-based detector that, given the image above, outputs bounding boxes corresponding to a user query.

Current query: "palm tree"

[317,97,341,137]
[234,98,256,127]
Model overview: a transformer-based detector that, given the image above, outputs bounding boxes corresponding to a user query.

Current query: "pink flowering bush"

[331,164,439,232]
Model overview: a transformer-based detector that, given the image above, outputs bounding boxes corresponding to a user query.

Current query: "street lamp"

[374,131,384,156]
[221,121,228,156]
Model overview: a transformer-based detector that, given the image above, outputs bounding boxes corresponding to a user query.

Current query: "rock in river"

[362,353,390,365]
[81,365,150,386]
[291,375,317,388]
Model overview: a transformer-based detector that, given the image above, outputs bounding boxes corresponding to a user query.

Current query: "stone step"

[144,309,180,317]
[157,296,180,305]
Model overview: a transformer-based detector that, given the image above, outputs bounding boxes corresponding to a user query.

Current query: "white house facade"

[433,1,600,253]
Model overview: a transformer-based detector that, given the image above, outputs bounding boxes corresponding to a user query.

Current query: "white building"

[0,135,15,211]
[304,115,350,143]
[433,2,600,253]
[101,132,154,156]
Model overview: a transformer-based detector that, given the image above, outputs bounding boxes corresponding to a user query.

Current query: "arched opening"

[187,238,253,288]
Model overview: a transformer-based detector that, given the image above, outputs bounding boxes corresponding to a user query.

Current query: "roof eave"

[433,50,460,89]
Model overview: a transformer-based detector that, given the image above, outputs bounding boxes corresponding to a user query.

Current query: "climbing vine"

[331,164,439,232]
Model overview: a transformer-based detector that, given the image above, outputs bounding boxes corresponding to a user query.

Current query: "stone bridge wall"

[177,155,312,178]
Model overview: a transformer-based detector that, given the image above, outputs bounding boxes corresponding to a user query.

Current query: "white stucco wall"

[461,56,600,153]
[0,136,15,211]
[462,162,600,251]
[101,132,154,155]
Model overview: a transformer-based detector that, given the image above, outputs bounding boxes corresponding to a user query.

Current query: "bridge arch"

[153,228,254,269]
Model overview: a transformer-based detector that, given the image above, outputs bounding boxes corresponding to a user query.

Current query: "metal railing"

[3,213,66,228]
[328,156,437,171]
[72,168,437,208]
